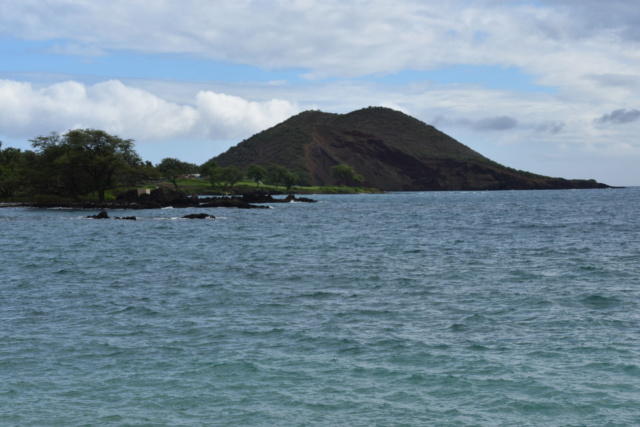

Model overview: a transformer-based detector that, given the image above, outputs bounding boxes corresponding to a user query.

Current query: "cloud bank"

[0,0,636,85]
[595,109,640,125]
[0,79,298,141]
[473,116,519,131]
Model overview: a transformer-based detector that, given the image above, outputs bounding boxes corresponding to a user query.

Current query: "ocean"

[1,189,639,426]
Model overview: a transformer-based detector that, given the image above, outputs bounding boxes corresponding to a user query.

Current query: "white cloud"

[0,79,298,142]
[195,91,299,139]
[0,0,634,80]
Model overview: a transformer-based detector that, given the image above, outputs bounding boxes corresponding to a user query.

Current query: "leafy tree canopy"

[200,162,242,193]
[30,129,141,201]
[0,142,29,198]
[157,157,197,189]
[331,163,364,187]
[246,164,267,187]
[282,170,298,192]
[218,165,242,193]
[267,164,291,189]
[200,159,220,189]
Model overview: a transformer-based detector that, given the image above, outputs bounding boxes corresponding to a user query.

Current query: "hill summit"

[212,107,608,191]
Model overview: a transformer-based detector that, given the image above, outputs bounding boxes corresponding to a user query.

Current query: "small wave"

[209,361,260,374]
[109,306,160,316]
[467,344,490,351]
[462,313,491,323]
[583,362,640,376]
[533,299,553,307]
[299,291,337,299]
[581,294,621,309]
[335,309,393,317]
[403,248,426,254]
[450,323,468,332]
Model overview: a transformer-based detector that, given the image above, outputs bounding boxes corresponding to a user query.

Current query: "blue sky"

[1,0,640,185]
[1,36,551,91]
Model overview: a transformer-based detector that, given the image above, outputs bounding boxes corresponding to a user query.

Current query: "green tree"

[157,157,196,189]
[31,129,141,201]
[29,132,81,198]
[246,164,267,187]
[0,142,27,198]
[133,160,162,184]
[200,159,220,189]
[267,164,290,189]
[283,170,298,192]
[218,166,242,193]
[331,163,364,187]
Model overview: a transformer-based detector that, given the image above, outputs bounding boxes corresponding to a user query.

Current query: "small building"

[137,188,151,196]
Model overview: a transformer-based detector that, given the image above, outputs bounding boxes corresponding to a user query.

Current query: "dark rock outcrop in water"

[87,211,110,219]
[24,188,269,210]
[87,211,138,221]
[241,191,317,204]
[17,188,318,211]
[116,188,253,209]
[284,194,317,203]
[86,211,137,220]
[116,188,201,209]
[182,213,216,219]
[210,106,610,191]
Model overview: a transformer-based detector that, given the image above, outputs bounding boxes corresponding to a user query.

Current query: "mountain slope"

[212,107,609,191]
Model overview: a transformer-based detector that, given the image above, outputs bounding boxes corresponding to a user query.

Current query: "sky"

[1,0,639,186]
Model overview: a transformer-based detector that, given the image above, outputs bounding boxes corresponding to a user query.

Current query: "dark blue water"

[2,189,639,426]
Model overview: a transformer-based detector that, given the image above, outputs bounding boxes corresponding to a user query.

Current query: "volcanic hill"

[211,107,609,191]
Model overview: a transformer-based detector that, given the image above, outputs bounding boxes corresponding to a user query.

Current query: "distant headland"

[211,106,610,191]
[0,107,610,207]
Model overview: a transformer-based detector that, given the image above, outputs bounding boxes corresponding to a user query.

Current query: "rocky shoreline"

[1,189,316,210]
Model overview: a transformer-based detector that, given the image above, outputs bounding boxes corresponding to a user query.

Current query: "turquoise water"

[1,189,639,426]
